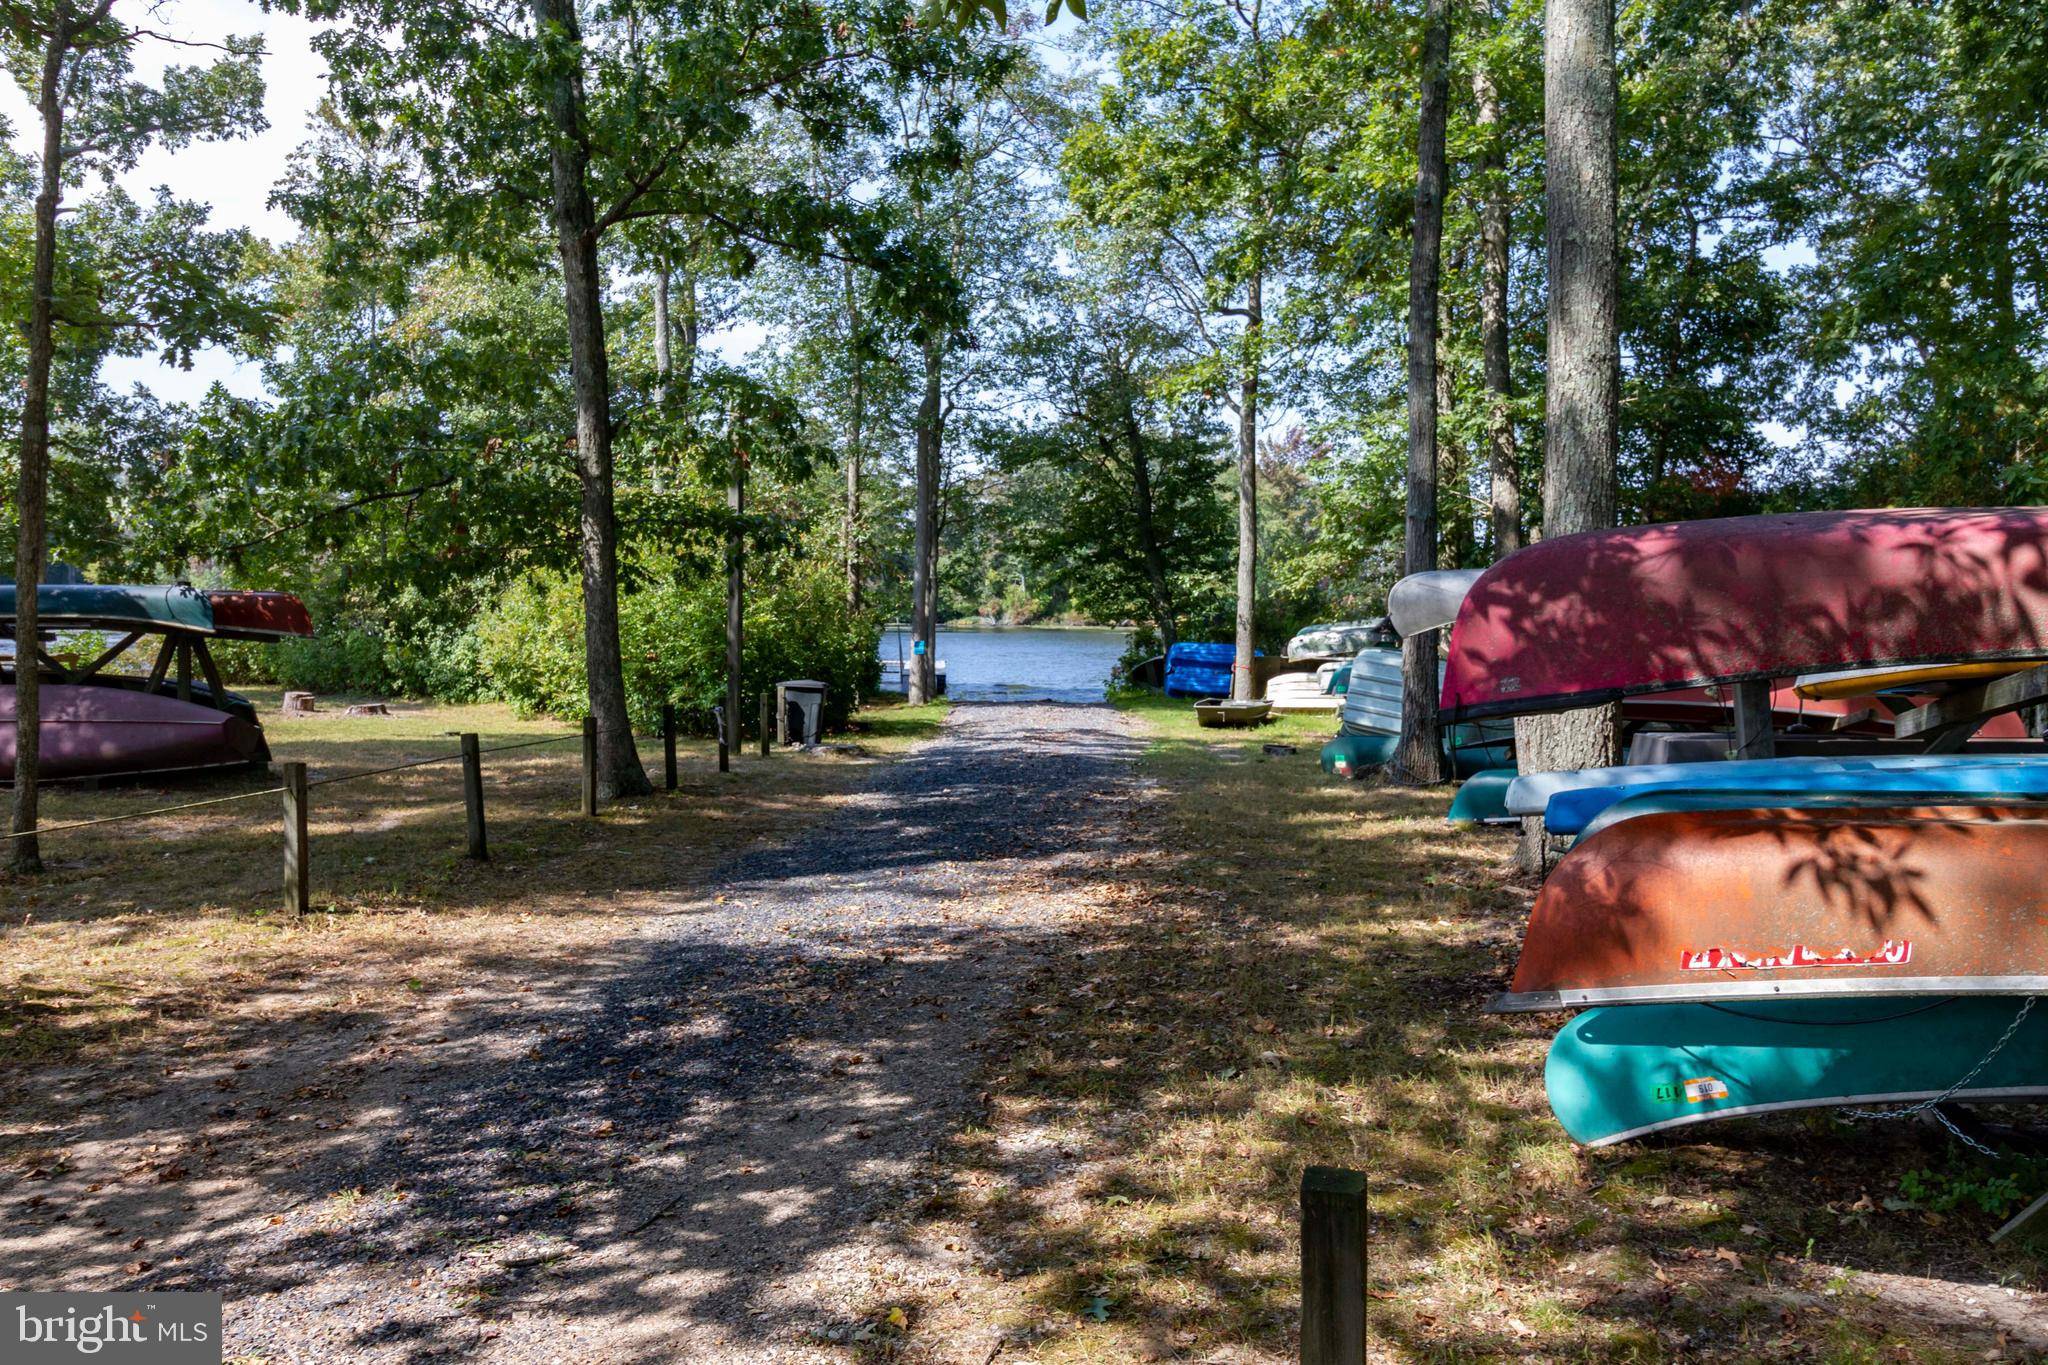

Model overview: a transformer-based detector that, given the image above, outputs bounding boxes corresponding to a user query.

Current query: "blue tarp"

[1164,642,1262,697]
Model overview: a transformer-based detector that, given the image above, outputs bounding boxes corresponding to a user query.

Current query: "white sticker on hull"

[1678,940,1914,973]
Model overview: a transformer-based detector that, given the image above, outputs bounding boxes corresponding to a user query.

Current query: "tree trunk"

[534,0,650,799]
[1395,0,1451,786]
[1231,270,1262,702]
[652,262,671,404]
[1118,370,1177,648]
[1476,66,1520,558]
[842,259,864,614]
[9,29,65,875]
[909,334,943,704]
[726,458,745,754]
[1436,296,1469,569]
[676,264,698,408]
[1518,0,1621,870]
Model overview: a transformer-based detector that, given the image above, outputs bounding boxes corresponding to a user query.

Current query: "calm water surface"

[877,626,1131,703]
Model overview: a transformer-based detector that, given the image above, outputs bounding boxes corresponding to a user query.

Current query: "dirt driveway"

[0,703,1144,1363]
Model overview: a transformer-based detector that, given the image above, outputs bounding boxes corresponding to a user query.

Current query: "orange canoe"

[1491,805,2048,1011]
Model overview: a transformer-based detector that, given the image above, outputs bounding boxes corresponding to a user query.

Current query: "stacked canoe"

[2,582,314,782]
[1433,508,2048,1146]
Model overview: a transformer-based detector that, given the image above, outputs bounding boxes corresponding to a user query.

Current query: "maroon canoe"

[0,683,270,782]
[1440,508,2048,723]
[204,590,315,640]
[1490,805,2048,1012]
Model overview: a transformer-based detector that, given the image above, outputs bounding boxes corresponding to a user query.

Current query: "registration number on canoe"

[1678,940,1913,973]
[1653,1076,1730,1104]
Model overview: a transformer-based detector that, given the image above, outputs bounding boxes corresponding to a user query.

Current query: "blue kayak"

[1546,762,2048,835]
[1575,786,2048,842]
[1509,752,2048,817]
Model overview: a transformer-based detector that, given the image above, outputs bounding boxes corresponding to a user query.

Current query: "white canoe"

[1266,670,1342,713]
[1388,569,1482,638]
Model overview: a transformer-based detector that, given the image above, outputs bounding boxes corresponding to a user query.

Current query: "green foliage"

[1758,0,2048,505]
[1895,1163,2029,1218]
[476,557,882,734]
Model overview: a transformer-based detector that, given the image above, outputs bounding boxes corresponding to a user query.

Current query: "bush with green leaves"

[209,585,491,702]
[476,556,881,734]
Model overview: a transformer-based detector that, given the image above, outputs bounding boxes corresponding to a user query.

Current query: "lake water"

[877,626,1131,703]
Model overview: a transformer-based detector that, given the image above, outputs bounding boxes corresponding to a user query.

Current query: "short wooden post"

[662,703,678,791]
[716,706,729,773]
[460,733,488,861]
[1301,1166,1366,1365]
[581,715,598,818]
[759,692,773,756]
[281,761,309,918]
[1731,678,1775,759]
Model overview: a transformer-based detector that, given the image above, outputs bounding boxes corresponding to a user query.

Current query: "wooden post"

[1730,678,1774,759]
[281,761,309,918]
[716,706,730,774]
[1895,662,2048,750]
[662,703,678,791]
[1301,1166,1366,1365]
[192,639,228,711]
[145,635,175,693]
[460,733,488,861]
[581,715,598,818]
[760,691,773,756]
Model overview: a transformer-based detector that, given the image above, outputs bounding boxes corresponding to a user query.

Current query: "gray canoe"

[1387,569,1482,638]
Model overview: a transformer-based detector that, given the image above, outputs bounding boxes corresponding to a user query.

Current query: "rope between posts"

[307,731,584,788]
[6,730,588,838]
[6,783,285,840]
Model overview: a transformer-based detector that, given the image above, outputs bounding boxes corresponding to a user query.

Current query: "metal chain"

[1844,995,2037,1157]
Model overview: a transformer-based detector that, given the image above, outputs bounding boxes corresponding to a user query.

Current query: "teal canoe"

[1577,786,2048,843]
[1547,997,2048,1147]
[0,582,212,634]
[1321,731,1507,780]
[1321,731,1395,777]
[1448,768,1517,825]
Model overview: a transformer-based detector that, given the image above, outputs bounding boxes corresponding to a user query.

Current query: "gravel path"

[0,703,1145,1363]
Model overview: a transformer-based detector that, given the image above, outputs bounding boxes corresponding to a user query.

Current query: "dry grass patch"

[875,694,2048,1363]
[0,692,947,1122]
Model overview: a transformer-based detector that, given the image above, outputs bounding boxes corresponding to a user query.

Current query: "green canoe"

[1321,731,1395,777]
[1448,767,1517,825]
[0,582,212,634]
[1547,997,2048,1147]
[1323,730,1511,782]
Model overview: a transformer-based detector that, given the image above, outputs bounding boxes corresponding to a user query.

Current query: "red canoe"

[1491,805,2048,1012]
[0,684,270,782]
[1440,508,2048,723]
[204,590,315,640]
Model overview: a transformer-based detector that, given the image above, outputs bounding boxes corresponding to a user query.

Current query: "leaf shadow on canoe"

[1450,509,2048,719]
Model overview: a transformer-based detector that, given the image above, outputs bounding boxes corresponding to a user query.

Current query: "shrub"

[209,585,491,701]
[476,556,882,734]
